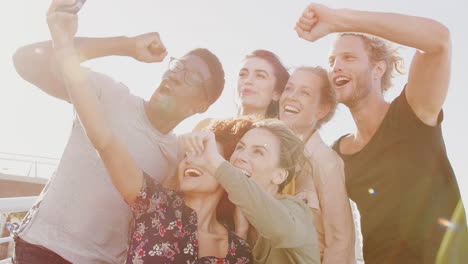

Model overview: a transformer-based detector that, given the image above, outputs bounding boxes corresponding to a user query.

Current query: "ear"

[373,60,386,81]
[272,168,289,186]
[315,103,331,122]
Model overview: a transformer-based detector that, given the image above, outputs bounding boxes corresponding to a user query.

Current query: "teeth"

[336,77,349,82]
[334,76,351,87]
[184,168,202,177]
[284,105,299,113]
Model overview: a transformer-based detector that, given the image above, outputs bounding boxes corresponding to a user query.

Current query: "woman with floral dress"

[47,3,252,263]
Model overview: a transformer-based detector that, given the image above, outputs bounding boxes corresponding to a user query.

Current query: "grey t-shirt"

[16,70,179,263]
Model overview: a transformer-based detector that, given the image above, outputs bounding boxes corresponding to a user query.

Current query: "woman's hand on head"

[178,131,225,174]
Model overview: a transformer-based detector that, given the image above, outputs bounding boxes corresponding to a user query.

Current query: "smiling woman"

[180,119,320,264]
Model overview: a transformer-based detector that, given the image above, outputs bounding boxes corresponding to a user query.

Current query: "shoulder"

[85,68,130,96]
[192,118,215,132]
[307,134,345,173]
[389,87,443,128]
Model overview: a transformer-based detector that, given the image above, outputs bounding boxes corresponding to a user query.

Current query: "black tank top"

[333,89,466,263]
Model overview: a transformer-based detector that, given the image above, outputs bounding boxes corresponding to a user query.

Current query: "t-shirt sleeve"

[215,161,315,248]
[130,173,178,219]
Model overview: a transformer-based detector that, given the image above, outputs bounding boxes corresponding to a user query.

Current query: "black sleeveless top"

[333,89,466,263]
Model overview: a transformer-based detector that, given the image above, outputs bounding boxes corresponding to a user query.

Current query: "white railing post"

[0,196,37,264]
[0,197,38,214]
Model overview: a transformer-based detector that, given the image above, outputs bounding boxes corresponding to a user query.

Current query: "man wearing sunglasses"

[11,1,225,263]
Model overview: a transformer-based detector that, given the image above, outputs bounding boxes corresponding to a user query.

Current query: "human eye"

[301,89,311,96]
[256,73,267,80]
[253,148,264,156]
[238,70,247,78]
[235,144,244,150]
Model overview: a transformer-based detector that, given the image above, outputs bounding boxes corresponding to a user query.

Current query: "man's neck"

[144,100,181,134]
[348,91,390,144]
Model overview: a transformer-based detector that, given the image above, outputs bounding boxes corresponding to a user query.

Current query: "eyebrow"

[238,140,269,151]
[239,68,271,78]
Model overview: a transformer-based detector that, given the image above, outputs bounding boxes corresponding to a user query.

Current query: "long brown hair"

[241,50,290,118]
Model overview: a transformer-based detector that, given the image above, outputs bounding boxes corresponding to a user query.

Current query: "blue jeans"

[13,236,71,264]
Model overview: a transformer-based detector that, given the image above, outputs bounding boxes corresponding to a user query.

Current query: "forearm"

[57,45,114,150]
[334,9,450,53]
[215,162,309,247]
[13,36,135,100]
[319,171,355,263]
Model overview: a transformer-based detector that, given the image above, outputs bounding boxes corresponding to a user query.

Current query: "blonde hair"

[251,119,312,192]
[339,33,405,92]
[293,66,337,130]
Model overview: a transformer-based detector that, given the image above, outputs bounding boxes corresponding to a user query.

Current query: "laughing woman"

[180,119,320,264]
[47,4,252,264]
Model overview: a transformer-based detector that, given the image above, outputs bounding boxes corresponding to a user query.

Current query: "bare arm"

[13,37,135,101]
[317,159,355,264]
[296,4,451,125]
[13,33,166,102]
[56,45,145,203]
[46,0,166,203]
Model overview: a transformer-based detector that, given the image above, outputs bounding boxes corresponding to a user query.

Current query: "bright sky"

[1,0,467,208]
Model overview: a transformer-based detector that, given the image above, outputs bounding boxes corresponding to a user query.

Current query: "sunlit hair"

[338,33,405,93]
[251,119,312,192]
[207,116,258,159]
[293,66,337,130]
[203,116,257,230]
[240,50,290,118]
[186,48,225,104]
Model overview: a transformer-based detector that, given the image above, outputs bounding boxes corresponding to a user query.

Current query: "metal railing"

[0,197,38,264]
[0,151,58,179]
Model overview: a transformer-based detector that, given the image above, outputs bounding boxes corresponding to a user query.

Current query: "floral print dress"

[127,174,252,264]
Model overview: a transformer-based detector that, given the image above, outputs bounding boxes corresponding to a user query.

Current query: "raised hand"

[178,131,225,175]
[46,0,78,48]
[132,32,168,63]
[294,3,338,42]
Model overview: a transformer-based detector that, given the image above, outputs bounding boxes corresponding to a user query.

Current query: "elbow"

[431,23,451,54]
[12,46,31,80]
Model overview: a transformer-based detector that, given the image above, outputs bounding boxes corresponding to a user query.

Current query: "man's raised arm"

[295,3,451,125]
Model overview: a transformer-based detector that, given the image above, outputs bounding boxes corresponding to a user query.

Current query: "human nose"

[234,148,250,164]
[285,88,300,100]
[332,58,344,73]
[242,73,254,85]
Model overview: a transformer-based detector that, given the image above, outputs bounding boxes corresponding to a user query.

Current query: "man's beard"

[340,74,372,108]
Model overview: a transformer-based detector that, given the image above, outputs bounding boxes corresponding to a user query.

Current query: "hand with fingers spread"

[132,32,168,63]
[47,0,78,49]
[294,3,340,42]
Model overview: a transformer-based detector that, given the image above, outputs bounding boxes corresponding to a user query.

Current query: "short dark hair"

[186,48,225,105]
[244,50,289,118]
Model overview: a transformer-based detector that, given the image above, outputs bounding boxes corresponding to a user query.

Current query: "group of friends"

[10,0,468,263]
